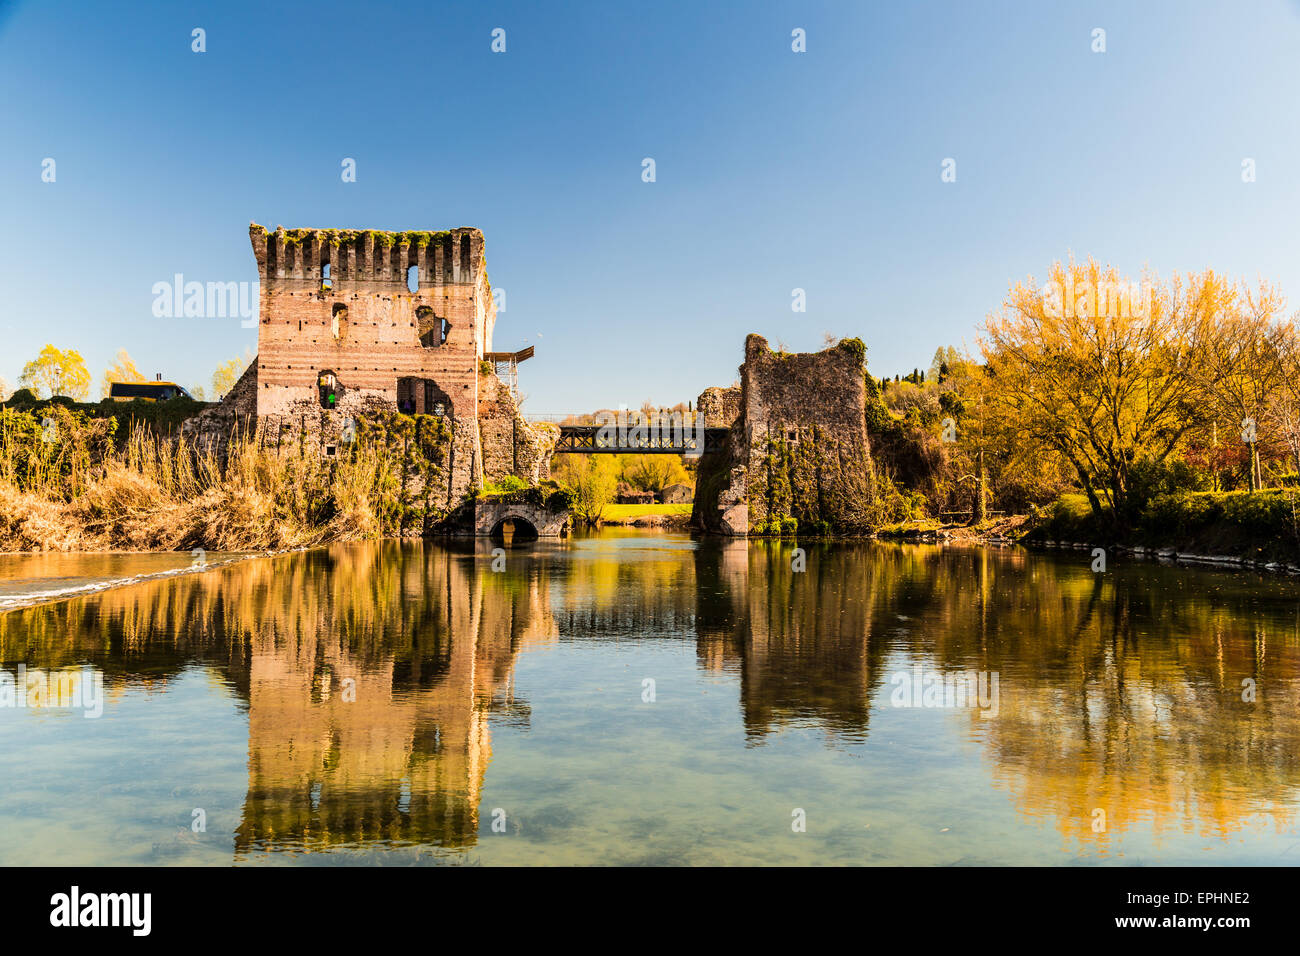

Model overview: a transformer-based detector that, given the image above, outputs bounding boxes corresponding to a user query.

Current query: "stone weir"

[690,334,876,536]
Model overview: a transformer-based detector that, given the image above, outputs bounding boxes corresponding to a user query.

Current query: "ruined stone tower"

[691,334,876,535]
[249,223,494,419]
[201,223,556,510]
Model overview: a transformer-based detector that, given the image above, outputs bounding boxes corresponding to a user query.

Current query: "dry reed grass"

[0,408,447,552]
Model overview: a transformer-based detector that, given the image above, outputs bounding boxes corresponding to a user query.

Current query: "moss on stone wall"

[475,480,576,513]
[751,429,869,535]
[837,337,866,365]
[256,225,460,249]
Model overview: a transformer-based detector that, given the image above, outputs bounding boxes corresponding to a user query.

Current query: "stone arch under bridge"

[474,499,569,538]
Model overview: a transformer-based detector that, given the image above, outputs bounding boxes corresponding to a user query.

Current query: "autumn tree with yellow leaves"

[100,348,148,398]
[1184,278,1290,491]
[18,345,92,401]
[982,259,1216,528]
[211,352,252,400]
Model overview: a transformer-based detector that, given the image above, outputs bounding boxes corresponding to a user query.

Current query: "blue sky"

[1,0,1298,410]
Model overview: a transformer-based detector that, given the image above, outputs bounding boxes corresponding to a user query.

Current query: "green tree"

[617,453,689,494]
[928,346,962,382]
[553,454,617,524]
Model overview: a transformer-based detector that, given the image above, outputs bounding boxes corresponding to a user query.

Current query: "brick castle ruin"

[198,223,557,512]
[195,225,882,536]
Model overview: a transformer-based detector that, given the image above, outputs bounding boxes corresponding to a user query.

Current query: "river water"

[1,530,1298,865]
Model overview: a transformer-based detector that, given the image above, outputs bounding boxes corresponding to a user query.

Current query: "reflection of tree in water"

[915,552,1300,846]
[4,537,1299,851]
[693,539,1300,840]
[0,542,556,855]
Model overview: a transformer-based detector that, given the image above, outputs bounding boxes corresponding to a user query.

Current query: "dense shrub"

[1032,493,1109,541]
[477,478,576,513]
[1127,458,1209,514]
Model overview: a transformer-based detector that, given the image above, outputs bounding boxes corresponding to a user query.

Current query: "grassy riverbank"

[599,503,693,526]
[1027,490,1300,563]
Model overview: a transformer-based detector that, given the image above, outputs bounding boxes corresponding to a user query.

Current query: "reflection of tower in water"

[693,539,889,741]
[230,542,556,856]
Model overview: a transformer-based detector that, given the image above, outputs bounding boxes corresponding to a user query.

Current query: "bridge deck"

[554,425,729,455]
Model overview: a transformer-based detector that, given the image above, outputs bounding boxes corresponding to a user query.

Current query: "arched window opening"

[406,264,419,294]
[321,262,332,292]
[332,303,348,341]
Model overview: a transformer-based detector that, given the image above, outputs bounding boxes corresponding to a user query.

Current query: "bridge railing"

[551,423,729,456]
[522,411,707,426]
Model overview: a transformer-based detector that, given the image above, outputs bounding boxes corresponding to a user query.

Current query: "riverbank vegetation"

[873,258,1300,558]
[0,406,450,551]
[8,256,1300,557]
[549,450,693,527]
[5,344,250,404]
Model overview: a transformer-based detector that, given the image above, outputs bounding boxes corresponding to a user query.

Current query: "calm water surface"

[2,531,1298,865]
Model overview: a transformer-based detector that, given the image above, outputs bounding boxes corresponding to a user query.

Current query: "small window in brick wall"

[406,265,419,294]
[321,263,332,292]
[332,303,348,341]
[416,306,450,348]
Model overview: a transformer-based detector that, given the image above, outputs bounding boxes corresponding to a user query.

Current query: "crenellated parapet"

[249,223,488,292]
[241,220,526,514]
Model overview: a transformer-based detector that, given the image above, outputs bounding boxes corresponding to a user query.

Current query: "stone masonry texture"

[692,334,876,535]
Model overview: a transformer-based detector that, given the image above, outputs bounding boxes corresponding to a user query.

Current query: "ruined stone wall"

[692,334,875,535]
[697,385,741,427]
[182,360,258,446]
[741,334,874,533]
[477,371,559,486]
